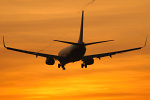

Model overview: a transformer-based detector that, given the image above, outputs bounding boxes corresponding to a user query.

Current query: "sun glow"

[0,0,150,100]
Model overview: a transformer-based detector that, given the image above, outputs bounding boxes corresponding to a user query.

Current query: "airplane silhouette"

[3,10,147,70]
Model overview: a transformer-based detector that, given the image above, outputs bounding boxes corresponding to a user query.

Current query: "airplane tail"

[78,10,84,43]
[54,11,114,46]
[77,10,114,45]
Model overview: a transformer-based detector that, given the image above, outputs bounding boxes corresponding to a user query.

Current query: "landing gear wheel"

[58,64,61,68]
[85,65,87,68]
[81,64,84,68]
[62,65,66,70]
[62,67,66,70]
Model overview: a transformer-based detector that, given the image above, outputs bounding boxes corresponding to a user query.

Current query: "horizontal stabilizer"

[85,40,114,46]
[54,40,78,45]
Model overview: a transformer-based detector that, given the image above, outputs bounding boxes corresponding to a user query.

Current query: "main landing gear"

[58,64,66,70]
[81,64,87,68]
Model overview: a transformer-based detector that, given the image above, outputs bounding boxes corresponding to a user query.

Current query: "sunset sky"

[0,0,150,100]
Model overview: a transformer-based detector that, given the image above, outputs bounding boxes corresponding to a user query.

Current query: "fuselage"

[58,43,86,64]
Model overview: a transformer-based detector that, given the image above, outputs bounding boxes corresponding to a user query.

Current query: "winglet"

[3,36,6,48]
[143,36,148,47]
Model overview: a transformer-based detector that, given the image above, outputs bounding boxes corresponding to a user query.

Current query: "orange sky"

[0,0,150,100]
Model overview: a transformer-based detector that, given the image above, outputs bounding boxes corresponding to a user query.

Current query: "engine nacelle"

[46,57,55,65]
[83,58,94,65]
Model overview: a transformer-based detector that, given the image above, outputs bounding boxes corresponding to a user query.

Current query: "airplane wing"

[3,37,61,60]
[83,38,147,59]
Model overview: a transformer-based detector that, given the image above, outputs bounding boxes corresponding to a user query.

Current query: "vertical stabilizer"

[78,10,84,43]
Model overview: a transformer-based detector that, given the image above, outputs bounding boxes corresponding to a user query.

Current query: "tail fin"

[78,10,84,43]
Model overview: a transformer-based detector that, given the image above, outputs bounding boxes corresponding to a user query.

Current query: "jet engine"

[83,58,94,65]
[46,57,55,65]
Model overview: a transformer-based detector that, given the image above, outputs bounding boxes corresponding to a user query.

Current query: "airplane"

[3,10,147,70]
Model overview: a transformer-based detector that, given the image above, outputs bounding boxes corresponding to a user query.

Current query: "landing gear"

[62,65,65,70]
[81,64,84,68]
[81,64,87,68]
[58,64,61,68]
[85,65,87,68]
[58,64,66,70]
